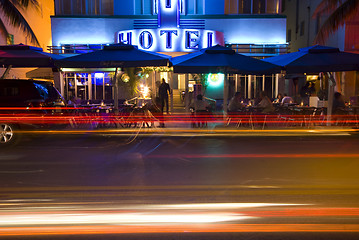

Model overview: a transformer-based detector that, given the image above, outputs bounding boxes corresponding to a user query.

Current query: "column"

[223,74,229,113]
[65,74,68,100]
[185,74,189,112]
[262,75,265,91]
[103,75,105,100]
[271,74,274,98]
[152,71,157,97]
[94,75,97,100]
[114,69,119,112]
[253,75,257,98]
[88,73,92,100]
[53,71,64,97]
[327,72,336,126]
[275,74,279,98]
[235,74,238,92]
[74,74,78,98]
[244,75,247,99]
[248,75,252,99]
[169,72,174,113]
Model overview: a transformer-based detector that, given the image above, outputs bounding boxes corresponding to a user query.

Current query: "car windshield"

[33,82,61,100]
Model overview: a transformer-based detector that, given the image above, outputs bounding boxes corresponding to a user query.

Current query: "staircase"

[171,89,186,113]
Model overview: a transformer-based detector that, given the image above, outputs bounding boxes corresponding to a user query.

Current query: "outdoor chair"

[332,108,351,126]
[226,110,246,128]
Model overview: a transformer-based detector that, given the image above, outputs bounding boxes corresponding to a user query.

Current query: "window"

[253,0,265,14]
[267,0,280,14]
[55,0,113,15]
[60,0,72,14]
[287,29,291,42]
[34,83,49,100]
[300,21,305,36]
[186,0,204,15]
[227,0,238,14]
[239,0,252,14]
[225,0,281,14]
[88,0,100,15]
[0,87,19,97]
[281,0,285,12]
[135,0,153,15]
[34,82,61,100]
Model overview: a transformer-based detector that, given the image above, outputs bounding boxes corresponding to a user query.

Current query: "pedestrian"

[158,78,171,114]
[300,82,311,106]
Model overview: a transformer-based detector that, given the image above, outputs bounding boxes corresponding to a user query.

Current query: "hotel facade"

[50,0,287,107]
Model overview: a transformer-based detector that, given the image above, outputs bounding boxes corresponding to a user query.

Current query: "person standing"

[300,82,311,106]
[158,78,171,114]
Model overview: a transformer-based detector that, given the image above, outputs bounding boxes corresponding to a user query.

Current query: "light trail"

[1,224,359,236]
[1,204,359,236]
[1,111,358,126]
[148,153,359,159]
[11,128,359,136]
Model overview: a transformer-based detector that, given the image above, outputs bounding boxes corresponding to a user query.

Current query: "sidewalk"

[133,105,359,136]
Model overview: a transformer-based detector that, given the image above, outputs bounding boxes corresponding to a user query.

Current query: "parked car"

[0,79,66,146]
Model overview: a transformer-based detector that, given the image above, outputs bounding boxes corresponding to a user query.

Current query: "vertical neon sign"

[116,0,224,52]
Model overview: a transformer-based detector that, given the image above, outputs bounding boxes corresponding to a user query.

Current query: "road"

[1,131,359,239]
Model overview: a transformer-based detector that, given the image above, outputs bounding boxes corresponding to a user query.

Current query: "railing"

[47,44,106,54]
[227,44,290,58]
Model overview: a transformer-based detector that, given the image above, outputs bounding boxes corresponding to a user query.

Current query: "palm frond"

[314,0,359,44]
[0,0,40,46]
[0,18,9,40]
[124,67,142,96]
[11,0,40,12]
[11,0,39,8]
[312,0,341,18]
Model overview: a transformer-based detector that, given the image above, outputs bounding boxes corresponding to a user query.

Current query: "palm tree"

[0,0,40,46]
[313,0,359,45]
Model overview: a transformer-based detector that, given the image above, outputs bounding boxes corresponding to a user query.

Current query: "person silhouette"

[158,78,171,114]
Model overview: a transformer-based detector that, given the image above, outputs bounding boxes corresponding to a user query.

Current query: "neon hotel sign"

[116,0,224,52]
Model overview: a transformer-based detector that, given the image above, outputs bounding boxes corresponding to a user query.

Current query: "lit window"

[54,0,113,15]
[225,0,281,14]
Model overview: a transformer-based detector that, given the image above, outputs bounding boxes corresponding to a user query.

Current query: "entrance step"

[171,89,185,113]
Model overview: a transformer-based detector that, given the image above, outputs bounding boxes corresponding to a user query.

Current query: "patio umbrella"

[172,44,280,112]
[262,45,359,74]
[172,44,280,75]
[55,44,171,111]
[55,44,170,68]
[263,45,359,125]
[0,44,65,68]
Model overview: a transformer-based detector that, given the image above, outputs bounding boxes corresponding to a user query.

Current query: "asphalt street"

[1,132,359,239]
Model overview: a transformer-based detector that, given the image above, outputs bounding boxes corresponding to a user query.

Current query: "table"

[137,98,152,107]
